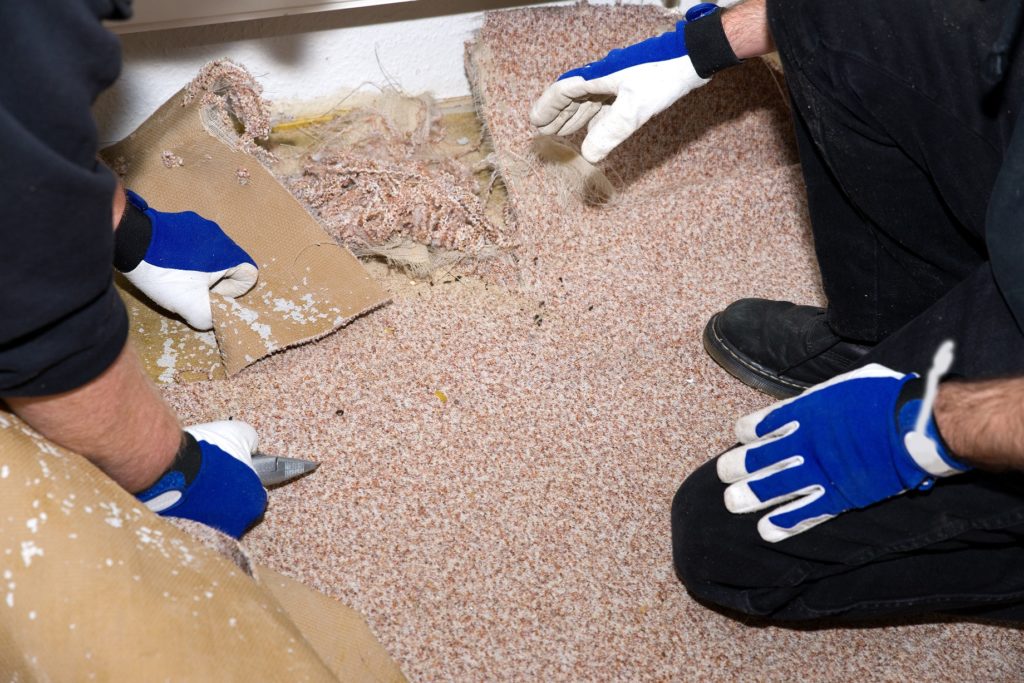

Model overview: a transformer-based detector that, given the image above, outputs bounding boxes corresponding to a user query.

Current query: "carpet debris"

[184,59,274,161]
[277,90,515,278]
[161,151,184,169]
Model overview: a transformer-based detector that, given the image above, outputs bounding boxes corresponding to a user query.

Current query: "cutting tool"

[251,453,320,487]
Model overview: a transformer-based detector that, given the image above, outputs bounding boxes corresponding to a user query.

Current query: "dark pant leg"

[672,459,1024,621]
[859,262,1024,378]
[670,0,1024,621]
[771,0,1023,344]
[0,0,132,395]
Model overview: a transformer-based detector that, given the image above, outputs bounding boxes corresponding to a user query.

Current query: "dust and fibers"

[109,59,275,177]
[178,60,514,278]
[280,90,514,278]
[278,97,617,279]
[529,136,616,206]
[161,151,184,168]
[115,60,610,280]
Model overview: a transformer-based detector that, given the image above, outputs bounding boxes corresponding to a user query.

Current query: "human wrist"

[895,377,967,481]
[683,4,742,78]
[933,381,971,461]
[133,431,200,495]
[7,344,181,492]
[930,378,1024,473]
[112,179,127,230]
[931,378,1024,471]
[721,0,773,60]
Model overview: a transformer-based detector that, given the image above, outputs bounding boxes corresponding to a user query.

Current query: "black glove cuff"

[684,9,743,79]
[171,432,203,487]
[113,192,152,272]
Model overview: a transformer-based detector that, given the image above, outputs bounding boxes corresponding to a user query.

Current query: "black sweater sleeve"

[0,0,132,395]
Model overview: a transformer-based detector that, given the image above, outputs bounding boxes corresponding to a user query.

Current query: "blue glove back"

[119,191,258,330]
[558,3,718,81]
[127,190,256,273]
[558,21,690,82]
[136,421,267,539]
[717,363,970,543]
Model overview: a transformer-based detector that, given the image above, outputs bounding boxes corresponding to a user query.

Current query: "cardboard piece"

[102,87,388,382]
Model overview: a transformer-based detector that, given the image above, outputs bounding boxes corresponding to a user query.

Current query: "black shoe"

[702,299,873,398]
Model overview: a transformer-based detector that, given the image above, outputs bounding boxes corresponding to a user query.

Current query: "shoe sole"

[702,313,810,400]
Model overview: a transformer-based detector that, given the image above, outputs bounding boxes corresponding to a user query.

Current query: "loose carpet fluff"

[184,59,274,162]
[279,90,516,278]
[529,135,617,206]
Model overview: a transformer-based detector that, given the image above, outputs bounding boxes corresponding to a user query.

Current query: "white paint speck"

[156,338,178,384]
[20,541,43,567]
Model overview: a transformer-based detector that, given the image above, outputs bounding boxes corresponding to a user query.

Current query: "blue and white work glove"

[114,190,258,330]
[529,3,740,163]
[135,421,268,539]
[717,341,970,543]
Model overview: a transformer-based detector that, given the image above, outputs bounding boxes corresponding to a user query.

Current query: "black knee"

[671,459,804,617]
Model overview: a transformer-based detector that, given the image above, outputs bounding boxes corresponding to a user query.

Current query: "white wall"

[94,0,676,144]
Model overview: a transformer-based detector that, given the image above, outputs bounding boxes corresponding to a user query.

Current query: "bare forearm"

[9,173,182,492]
[112,176,126,229]
[5,341,181,492]
[934,377,1024,471]
[722,0,773,60]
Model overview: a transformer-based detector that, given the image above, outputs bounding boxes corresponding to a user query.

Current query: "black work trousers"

[672,0,1024,620]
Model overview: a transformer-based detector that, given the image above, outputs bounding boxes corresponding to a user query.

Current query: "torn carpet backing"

[102,62,388,383]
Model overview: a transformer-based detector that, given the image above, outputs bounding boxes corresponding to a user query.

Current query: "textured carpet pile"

[159,4,1023,680]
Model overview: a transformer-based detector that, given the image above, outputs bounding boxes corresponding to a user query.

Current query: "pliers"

[251,453,320,487]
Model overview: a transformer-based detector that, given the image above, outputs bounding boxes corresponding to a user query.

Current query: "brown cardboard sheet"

[101,86,388,383]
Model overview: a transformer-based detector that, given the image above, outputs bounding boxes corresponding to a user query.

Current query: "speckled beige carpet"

[159,4,1023,680]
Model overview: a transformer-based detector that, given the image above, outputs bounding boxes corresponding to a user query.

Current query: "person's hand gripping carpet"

[114,189,258,330]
